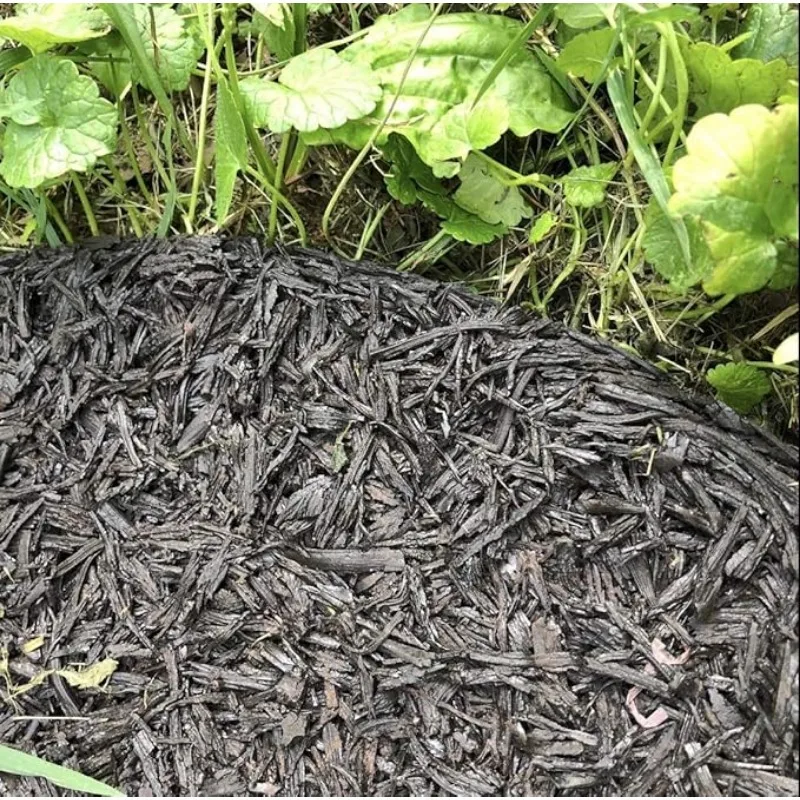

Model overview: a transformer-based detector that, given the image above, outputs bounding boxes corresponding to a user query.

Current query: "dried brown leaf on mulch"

[0,236,797,796]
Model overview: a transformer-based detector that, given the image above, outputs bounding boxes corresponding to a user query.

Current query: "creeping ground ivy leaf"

[422,95,509,177]
[240,48,382,133]
[126,4,206,93]
[562,162,618,208]
[419,190,508,244]
[0,55,118,188]
[641,198,714,292]
[706,363,771,414]
[529,210,559,244]
[0,3,110,54]
[682,42,794,118]
[669,103,798,295]
[453,154,531,227]
[558,28,620,83]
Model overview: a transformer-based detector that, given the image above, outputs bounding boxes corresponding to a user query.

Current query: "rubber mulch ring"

[0,237,798,797]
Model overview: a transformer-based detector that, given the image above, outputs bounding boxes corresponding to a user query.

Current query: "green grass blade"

[606,67,692,269]
[99,4,172,119]
[0,744,124,797]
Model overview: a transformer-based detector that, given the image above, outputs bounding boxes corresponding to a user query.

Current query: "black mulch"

[0,236,798,797]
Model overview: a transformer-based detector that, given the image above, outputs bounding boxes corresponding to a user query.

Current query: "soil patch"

[0,237,798,796]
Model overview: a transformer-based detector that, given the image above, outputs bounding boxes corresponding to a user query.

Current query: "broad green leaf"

[682,42,794,117]
[215,78,248,225]
[558,28,619,82]
[529,210,558,244]
[78,32,133,96]
[240,48,381,133]
[670,104,799,242]
[554,4,616,29]
[562,162,617,208]
[304,13,574,157]
[773,332,799,365]
[0,3,109,54]
[701,224,777,296]
[453,154,531,227]
[642,198,714,291]
[420,189,508,244]
[706,363,771,413]
[421,95,509,177]
[735,3,798,67]
[0,55,117,188]
[123,4,205,92]
[57,658,118,690]
[0,744,123,797]
[0,95,43,123]
[769,241,799,290]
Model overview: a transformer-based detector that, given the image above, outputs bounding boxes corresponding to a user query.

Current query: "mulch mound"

[0,236,797,797]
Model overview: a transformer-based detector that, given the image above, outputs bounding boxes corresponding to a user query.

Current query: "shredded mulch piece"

[0,236,797,797]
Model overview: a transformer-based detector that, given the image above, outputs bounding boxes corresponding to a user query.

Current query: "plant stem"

[268,134,291,244]
[187,34,214,231]
[244,165,307,244]
[222,5,276,183]
[71,172,100,237]
[322,3,444,255]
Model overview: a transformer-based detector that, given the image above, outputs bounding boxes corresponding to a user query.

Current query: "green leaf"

[623,4,700,28]
[773,332,799,365]
[701,225,777,296]
[251,2,296,61]
[78,32,133,96]
[0,3,109,54]
[706,363,771,414]
[607,68,693,273]
[420,190,508,244]
[305,13,574,156]
[529,210,559,244]
[240,48,381,133]
[420,95,509,177]
[682,41,794,117]
[735,3,798,67]
[453,154,531,227]
[115,4,206,93]
[557,28,620,82]
[769,241,799,290]
[562,162,617,208]
[0,55,117,188]
[0,744,123,797]
[381,133,447,206]
[669,104,799,242]
[554,4,616,29]
[642,198,715,292]
[215,78,248,225]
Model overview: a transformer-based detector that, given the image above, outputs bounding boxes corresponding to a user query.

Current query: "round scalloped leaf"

[453,154,531,227]
[670,104,799,242]
[706,363,771,414]
[240,49,382,133]
[0,55,117,188]
[128,4,205,93]
[0,3,109,54]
